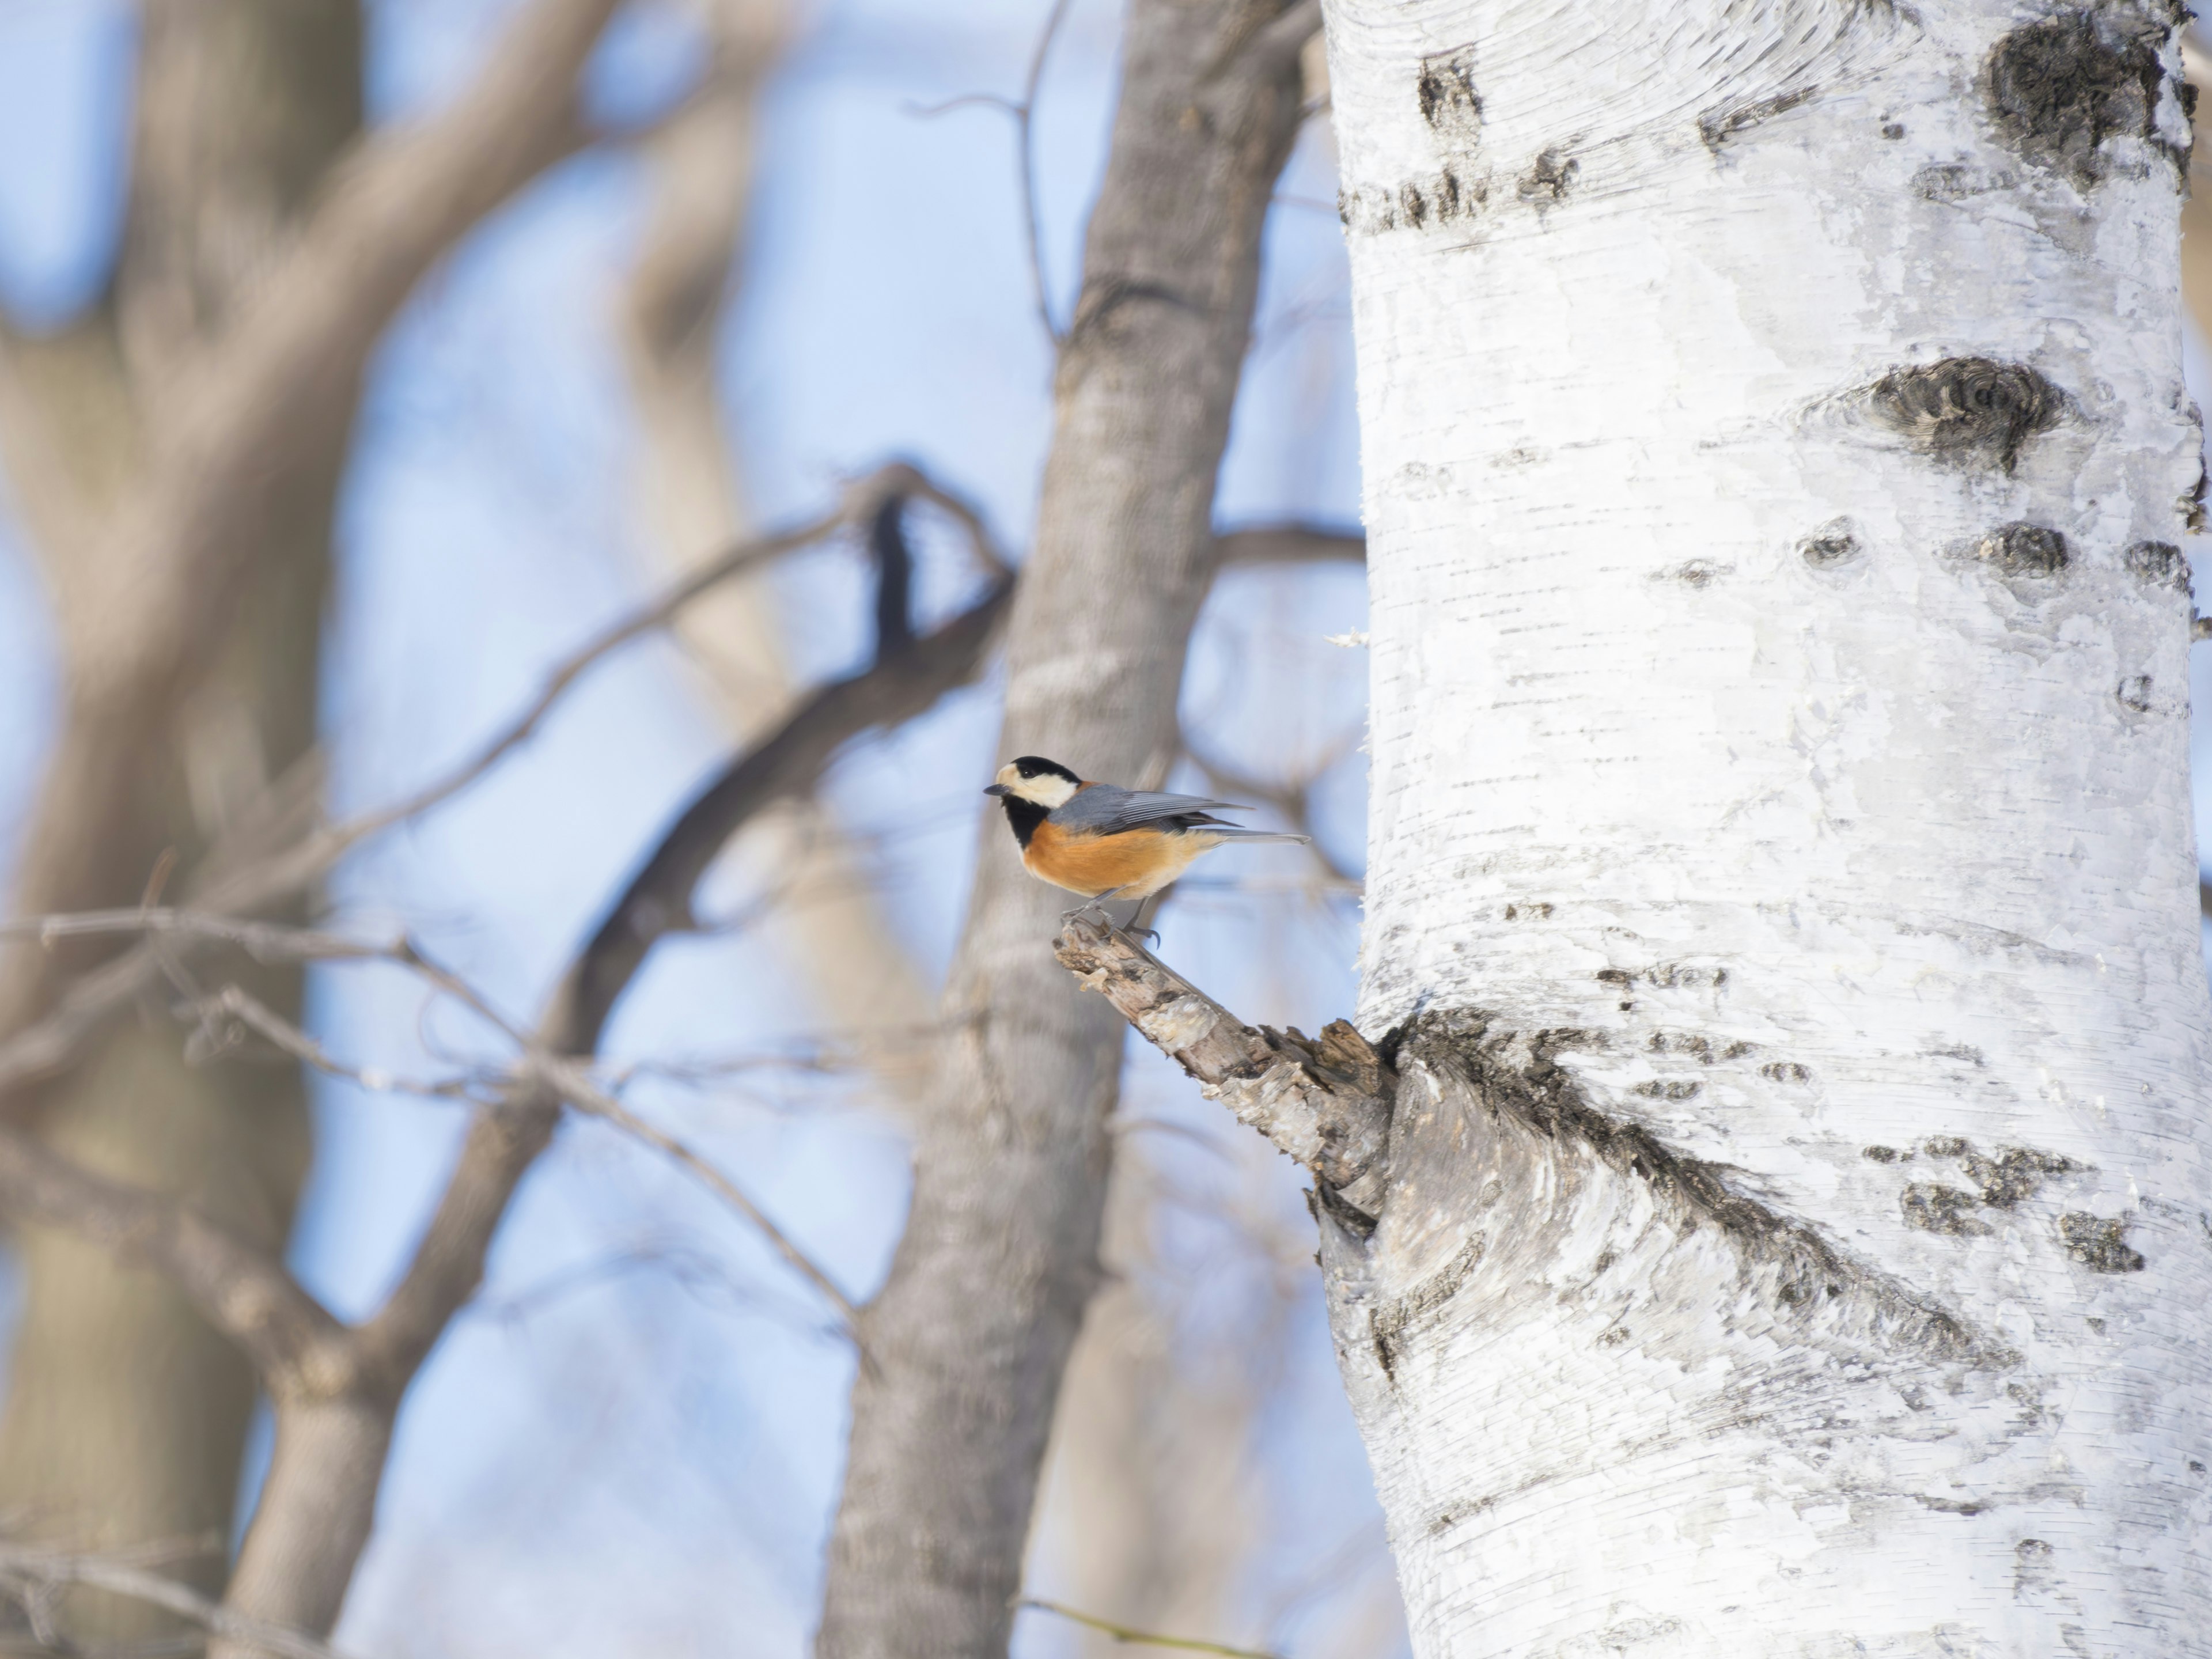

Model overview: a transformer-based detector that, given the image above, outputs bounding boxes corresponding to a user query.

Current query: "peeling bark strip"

[1054,916,1392,1211]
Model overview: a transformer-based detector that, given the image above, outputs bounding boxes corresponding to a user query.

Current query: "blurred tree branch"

[1012,1596,1284,1659]
[0,0,623,1052]
[618,0,944,1101]
[0,464,1011,1648]
[0,1540,348,1659]
[0,3,373,1639]
[1213,523,1363,568]
[0,461,986,1106]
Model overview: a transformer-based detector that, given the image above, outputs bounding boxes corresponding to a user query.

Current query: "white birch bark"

[1314,2,2212,1653]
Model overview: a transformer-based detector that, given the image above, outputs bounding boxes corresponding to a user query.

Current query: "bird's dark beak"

[983,784,1009,797]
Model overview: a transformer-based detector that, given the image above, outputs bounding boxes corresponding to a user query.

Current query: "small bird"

[984,755,1310,916]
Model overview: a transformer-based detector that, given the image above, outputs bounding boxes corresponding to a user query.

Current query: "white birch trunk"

[1316,2,2212,1653]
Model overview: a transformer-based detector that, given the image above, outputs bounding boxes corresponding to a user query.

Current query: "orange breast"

[1023,822,1220,900]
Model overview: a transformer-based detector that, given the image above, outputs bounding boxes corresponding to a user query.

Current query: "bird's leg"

[1060,886,1128,927]
[1125,890,1165,946]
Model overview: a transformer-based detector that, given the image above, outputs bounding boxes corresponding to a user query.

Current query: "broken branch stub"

[1052,915,1392,1215]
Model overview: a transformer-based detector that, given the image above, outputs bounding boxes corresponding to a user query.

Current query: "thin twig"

[1012,1597,1285,1659]
[0,1543,352,1659]
[14,912,865,1331]
[525,1051,863,1330]
[180,985,488,1105]
[1181,734,1361,889]
[0,464,1009,1103]
[1018,0,1079,343]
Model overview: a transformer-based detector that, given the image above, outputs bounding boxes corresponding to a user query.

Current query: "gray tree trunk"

[815,3,1316,1654]
[0,2,360,1639]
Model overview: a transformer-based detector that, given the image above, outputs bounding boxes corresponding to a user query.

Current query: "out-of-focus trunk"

[0,1,361,1638]
[1033,1149,1284,1645]
[815,5,1316,1654]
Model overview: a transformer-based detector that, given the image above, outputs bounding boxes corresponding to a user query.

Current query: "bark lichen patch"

[1645,962,1727,990]
[1861,358,2065,474]
[1760,1062,1812,1084]
[1653,559,1730,586]
[1863,1145,1910,1163]
[1338,168,1486,236]
[1517,147,1578,205]
[1698,85,1818,151]
[1972,522,2070,578]
[2116,675,2155,714]
[2123,539,2190,592]
[1959,1145,2079,1207]
[1424,1495,1490,1536]
[1903,1183,1993,1236]
[1633,1080,1703,1101]
[1986,10,2175,190]
[1416,46,1481,139]
[2057,1211,2145,1272]
[1914,162,2019,204]
[1800,521,1862,569]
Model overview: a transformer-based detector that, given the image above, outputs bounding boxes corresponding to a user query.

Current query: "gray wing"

[1051,785,1250,835]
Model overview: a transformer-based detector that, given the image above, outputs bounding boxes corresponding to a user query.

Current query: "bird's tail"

[1207,828,1312,843]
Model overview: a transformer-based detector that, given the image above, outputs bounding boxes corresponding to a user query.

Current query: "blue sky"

[0,3,1385,1656]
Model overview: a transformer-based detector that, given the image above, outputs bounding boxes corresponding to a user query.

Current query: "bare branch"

[12,929,860,1330]
[0,0,630,1108]
[1181,737,1361,889]
[5,911,400,968]
[364,569,1013,1375]
[179,985,485,1106]
[1212,522,1364,569]
[0,464,1006,1104]
[1052,914,1392,1215]
[1239,0,1323,70]
[0,1543,353,1659]
[1018,0,1080,342]
[522,1052,862,1330]
[1012,1597,1285,1659]
[206,456,1004,916]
